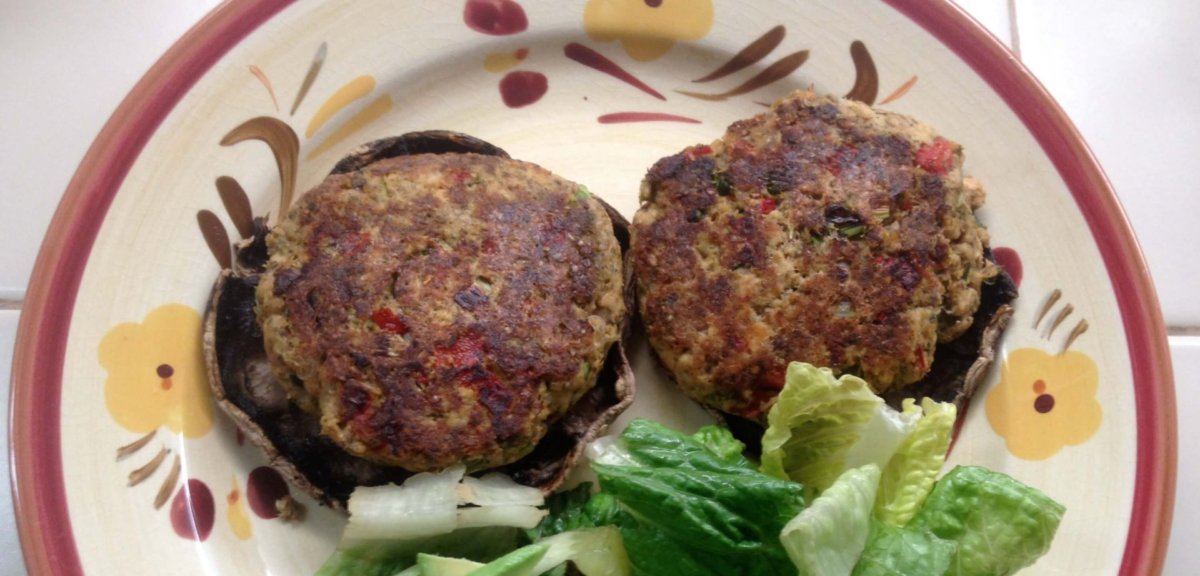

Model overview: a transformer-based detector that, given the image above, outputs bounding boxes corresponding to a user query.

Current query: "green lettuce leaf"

[761,363,918,491]
[315,527,522,576]
[691,424,749,462]
[590,419,807,576]
[594,420,756,474]
[525,483,620,541]
[874,398,957,526]
[851,520,956,576]
[780,465,881,576]
[911,466,1065,576]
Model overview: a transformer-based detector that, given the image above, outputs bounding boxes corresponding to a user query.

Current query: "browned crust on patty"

[256,153,625,471]
[631,90,999,421]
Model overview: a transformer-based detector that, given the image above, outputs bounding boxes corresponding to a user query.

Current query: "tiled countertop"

[2,1,1194,573]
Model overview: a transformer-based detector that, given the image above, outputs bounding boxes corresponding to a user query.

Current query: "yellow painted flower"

[583,0,714,61]
[986,348,1102,460]
[99,304,214,438]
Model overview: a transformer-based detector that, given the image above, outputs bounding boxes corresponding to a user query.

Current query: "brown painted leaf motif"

[677,50,809,102]
[215,176,254,239]
[692,25,786,83]
[197,210,232,270]
[220,117,299,218]
[290,42,327,116]
[845,40,879,105]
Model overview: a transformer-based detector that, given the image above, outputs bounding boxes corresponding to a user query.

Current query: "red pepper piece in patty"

[915,138,954,175]
[371,308,409,335]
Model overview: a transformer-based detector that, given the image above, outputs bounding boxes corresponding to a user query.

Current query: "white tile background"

[2,0,1194,574]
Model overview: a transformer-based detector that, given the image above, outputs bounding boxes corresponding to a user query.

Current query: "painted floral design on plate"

[90,0,1105,555]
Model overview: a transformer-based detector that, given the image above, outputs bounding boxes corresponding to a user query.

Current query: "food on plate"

[629,89,1016,422]
[318,398,1064,576]
[203,131,635,508]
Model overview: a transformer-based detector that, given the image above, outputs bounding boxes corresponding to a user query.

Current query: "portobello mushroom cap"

[203,131,635,510]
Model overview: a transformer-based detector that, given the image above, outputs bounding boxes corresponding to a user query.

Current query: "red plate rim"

[9,1,1176,574]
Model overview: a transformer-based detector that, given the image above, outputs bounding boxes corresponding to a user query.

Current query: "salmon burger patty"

[256,152,626,472]
[631,90,1000,421]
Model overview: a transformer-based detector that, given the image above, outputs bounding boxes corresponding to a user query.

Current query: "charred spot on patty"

[631,90,1005,421]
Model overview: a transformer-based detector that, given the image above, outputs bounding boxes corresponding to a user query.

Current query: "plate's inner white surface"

[60,0,1135,573]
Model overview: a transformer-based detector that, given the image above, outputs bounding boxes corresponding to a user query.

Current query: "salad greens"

[341,465,546,546]
[588,420,807,576]
[779,465,881,576]
[412,527,629,576]
[851,521,955,576]
[874,398,957,526]
[316,361,1065,576]
[760,363,919,491]
[911,466,1066,576]
[759,363,958,525]
[317,527,525,576]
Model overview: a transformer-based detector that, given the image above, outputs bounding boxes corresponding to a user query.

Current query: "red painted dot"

[1032,379,1046,394]
[464,0,529,36]
[992,246,1023,288]
[170,479,215,542]
[1034,394,1055,414]
[247,466,290,519]
[156,364,174,378]
[499,71,548,108]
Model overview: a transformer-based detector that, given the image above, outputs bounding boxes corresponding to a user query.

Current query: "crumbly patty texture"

[256,153,625,471]
[631,90,999,420]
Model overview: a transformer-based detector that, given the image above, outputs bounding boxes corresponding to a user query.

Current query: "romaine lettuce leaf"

[315,527,522,576]
[780,465,881,576]
[911,466,1065,576]
[526,483,619,541]
[874,398,957,526]
[530,526,631,576]
[589,419,806,576]
[594,420,757,474]
[851,520,955,576]
[760,363,917,491]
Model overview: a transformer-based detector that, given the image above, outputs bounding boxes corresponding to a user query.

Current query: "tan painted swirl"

[220,117,299,217]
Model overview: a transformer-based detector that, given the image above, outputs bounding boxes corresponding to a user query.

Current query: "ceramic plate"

[11,1,1175,574]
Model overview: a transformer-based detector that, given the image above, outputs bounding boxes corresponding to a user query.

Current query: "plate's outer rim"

[8,0,1176,575]
[8,1,294,574]
[880,3,1177,574]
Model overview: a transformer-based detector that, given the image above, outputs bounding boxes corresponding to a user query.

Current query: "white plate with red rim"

[11,0,1175,574]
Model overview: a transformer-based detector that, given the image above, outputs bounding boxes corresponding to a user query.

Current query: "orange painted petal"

[307,95,394,160]
[878,75,918,105]
[248,65,279,112]
[483,50,527,73]
[305,75,376,138]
